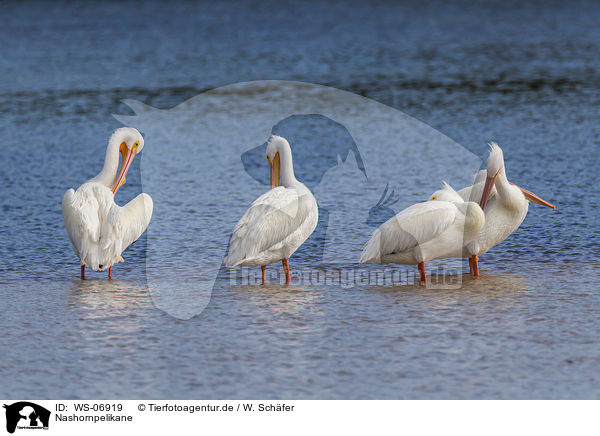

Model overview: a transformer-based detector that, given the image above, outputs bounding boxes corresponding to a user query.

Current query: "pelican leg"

[470,255,480,277]
[469,257,474,275]
[282,259,291,283]
[108,266,112,280]
[417,262,426,285]
[261,265,266,283]
[80,264,85,280]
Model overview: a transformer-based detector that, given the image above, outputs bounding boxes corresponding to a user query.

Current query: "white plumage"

[62,127,153,278]
[455,143,555,275]
[360,182,485,284]
[225,186,317,266]
[62,184,152,271]
[225,135,318,282]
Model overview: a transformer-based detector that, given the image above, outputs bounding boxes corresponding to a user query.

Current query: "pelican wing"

[225,186,313,266]
[100,193,153,261]
[360,201,458,263]
[63,183,152,270]
[62,187,102,261]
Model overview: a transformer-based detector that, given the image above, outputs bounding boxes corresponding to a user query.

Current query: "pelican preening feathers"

[62,128,553,286]
[62,127,153,279]
[360,142,556,283]
[225,135,319,283]
[456,143,555,276]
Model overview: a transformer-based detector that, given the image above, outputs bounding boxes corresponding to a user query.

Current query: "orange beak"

[514,185,556,209]
[112,142,136,195]
[479,172,498,211]
[268,152,280,189]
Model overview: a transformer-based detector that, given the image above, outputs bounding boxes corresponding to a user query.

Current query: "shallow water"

[1,0,599,399]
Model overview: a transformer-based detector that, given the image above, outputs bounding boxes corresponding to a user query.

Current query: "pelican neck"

[88,136,122,188]
[277,142,298,188]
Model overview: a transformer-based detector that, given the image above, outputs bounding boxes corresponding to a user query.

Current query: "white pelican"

[62,127,153,279]
[457,142,555,276]
[225,135,318,283]
[359,183,485,284]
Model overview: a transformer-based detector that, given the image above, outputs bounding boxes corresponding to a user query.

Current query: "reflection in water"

[223,282,326,370]
[67,279,155,332]
[454,273,530,295]
[66,280,156,349]
[366,272,529,297]
[68,279,153,310]
[226,283,321,316]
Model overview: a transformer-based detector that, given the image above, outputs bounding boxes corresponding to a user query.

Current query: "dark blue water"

[1,0,599,399]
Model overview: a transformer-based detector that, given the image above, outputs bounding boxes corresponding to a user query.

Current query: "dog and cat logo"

[3,402,50,433]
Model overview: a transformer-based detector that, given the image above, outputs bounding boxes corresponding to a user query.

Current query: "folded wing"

[62,187,102,262]
[359,201,458,263]
[225,186,313,267]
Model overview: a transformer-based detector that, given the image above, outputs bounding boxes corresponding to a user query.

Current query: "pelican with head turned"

[458,143,556,275]
[225,135,319,283]
[62,127,153,279]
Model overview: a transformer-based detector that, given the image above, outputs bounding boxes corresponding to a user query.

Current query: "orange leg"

[108,266,112,280]
[417,262,426,285]
[80,264,85,280]
[470,255,479,277]
[282,258,291,283]
[261,265,266,283]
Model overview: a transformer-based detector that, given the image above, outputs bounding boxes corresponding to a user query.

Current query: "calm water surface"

[0,0,599,399]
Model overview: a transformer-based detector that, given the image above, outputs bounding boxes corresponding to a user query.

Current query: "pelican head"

[111,127,144,195]
[480,142,555,210]
[429,181,463,203]
[266,135,289,189]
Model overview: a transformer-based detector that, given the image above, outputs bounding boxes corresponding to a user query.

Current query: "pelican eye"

[131,141,140,151]
[430,195,437,201]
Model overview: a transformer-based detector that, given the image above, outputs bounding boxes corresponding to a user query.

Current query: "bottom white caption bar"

[0,400,597,436]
